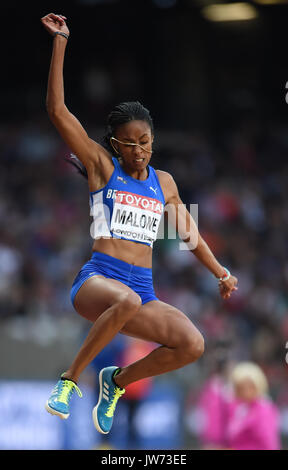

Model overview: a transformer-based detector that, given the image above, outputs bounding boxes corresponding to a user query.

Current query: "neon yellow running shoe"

[92,366,125,434]
[45,376,82,419]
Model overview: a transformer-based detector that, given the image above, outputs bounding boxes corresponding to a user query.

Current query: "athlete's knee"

[180,331,205,364]
[116,291,142,320]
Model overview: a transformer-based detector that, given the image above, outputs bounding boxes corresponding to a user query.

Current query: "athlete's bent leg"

[62,275,142,384]
[115,300,205,388]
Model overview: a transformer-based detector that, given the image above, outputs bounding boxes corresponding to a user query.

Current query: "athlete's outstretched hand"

[218,274,238,300]
[41,13,69,37]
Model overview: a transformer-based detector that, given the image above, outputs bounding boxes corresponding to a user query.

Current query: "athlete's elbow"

[46,100,65,120]
[180,231,199,251]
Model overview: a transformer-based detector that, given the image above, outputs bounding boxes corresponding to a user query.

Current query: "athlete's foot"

[45,375,82,419]
[92,366,125,434]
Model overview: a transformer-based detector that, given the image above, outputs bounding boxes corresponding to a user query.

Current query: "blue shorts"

[70,251,158,308]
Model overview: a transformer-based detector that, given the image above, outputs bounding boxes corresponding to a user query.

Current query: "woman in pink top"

[225,362,281,450]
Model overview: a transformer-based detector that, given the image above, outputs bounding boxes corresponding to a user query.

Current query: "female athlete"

[41,13,238,435]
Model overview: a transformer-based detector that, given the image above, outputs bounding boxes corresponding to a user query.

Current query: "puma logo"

[149,186,157,195]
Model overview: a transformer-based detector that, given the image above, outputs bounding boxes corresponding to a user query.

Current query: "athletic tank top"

[89,157,166,248]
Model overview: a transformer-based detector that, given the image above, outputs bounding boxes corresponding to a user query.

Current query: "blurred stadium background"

[0,0,288,450]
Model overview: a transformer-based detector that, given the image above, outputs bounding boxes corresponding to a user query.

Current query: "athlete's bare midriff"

[92,237,153,268]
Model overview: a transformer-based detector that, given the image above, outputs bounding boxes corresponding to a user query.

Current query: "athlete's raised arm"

[157,170,238,299]
[41,13,110,174]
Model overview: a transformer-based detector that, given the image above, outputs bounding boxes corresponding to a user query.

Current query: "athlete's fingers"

[56,14,65,21]
[41,13,64,24]
[222,290,230,298]
[218,279,238,293]
[41,13,58,20]
[219,282,237,299]
[220,284,238,292]
[54,15,65,24]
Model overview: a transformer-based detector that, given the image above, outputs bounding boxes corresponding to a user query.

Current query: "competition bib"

[110,191,164,245]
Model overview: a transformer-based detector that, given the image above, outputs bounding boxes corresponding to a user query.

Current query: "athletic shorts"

[70,251,158,308]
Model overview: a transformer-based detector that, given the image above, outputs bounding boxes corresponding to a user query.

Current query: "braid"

[65,153,88,179]
[65,101,153,179]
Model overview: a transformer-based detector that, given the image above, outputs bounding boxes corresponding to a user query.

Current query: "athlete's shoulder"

[155,170,179,204]
[155,169,178,188]
[155,169,174,182]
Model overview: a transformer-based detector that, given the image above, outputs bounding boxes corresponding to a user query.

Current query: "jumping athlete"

[41,13,238,435]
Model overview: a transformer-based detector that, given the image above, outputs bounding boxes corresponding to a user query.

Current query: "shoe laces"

[56,379,82,404]
[105,387,125,418]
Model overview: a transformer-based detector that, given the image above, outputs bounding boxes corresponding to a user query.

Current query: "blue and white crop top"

[89,157,166,248]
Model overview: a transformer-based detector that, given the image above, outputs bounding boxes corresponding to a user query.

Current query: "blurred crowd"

[0,111,288,448]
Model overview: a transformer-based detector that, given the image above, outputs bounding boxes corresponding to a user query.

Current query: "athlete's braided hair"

[65,101,154,179]
[102,101,154,153]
